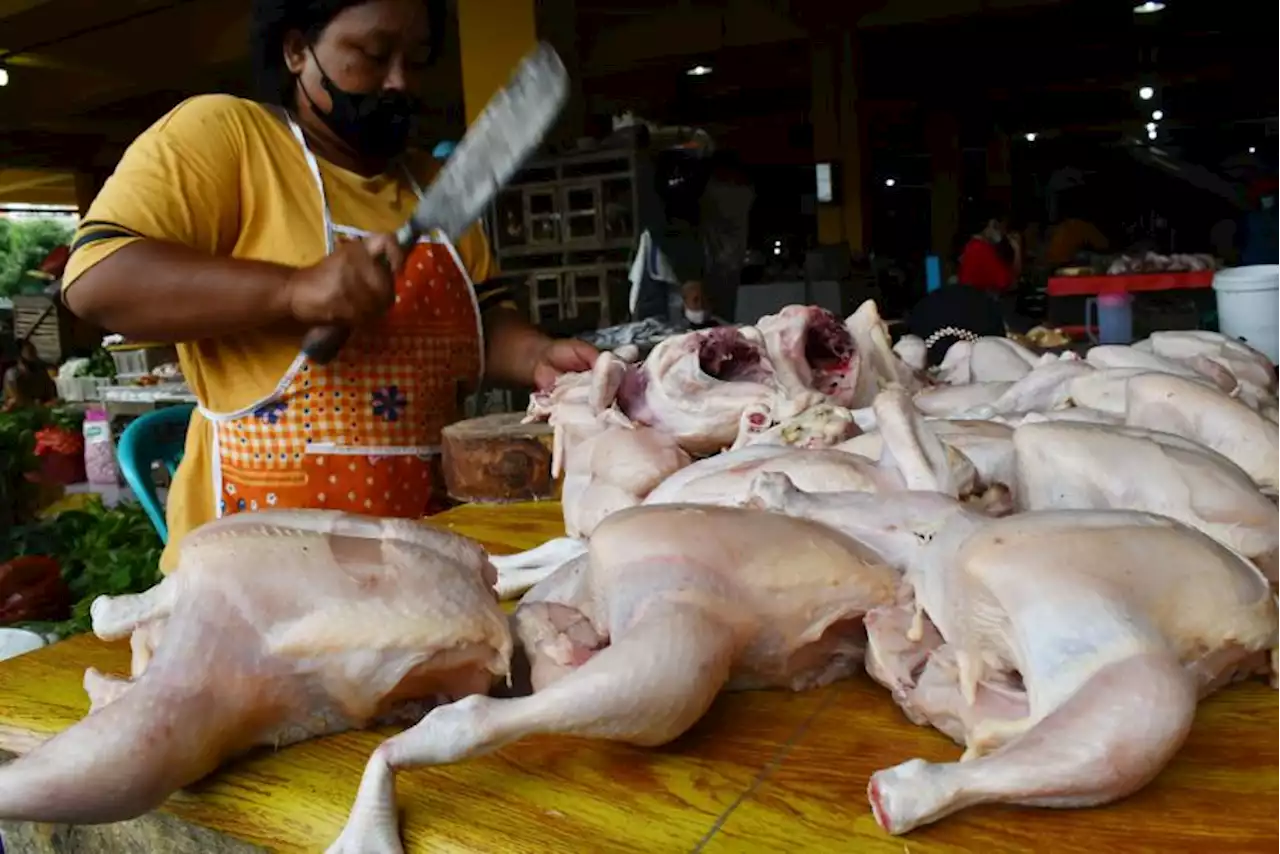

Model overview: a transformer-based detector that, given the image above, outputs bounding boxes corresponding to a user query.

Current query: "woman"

[1042,190,1109,272]
[956,204,1022,294]
[62,0,596,571]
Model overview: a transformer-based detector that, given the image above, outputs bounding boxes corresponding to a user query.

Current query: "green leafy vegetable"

[85,349,118,380]
[6,497,163,639]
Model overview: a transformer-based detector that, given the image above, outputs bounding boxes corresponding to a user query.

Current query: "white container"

[0,628,47,662]
[1212,264,1279,364]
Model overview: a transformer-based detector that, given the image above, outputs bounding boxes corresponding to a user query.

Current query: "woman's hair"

[250,0,447,107]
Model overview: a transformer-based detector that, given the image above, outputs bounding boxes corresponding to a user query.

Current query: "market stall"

[0,296,1276,854]
[0,502,1274,854]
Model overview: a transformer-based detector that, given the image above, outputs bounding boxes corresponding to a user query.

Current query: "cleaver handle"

[300,221,421,366]
[301,325,351,366]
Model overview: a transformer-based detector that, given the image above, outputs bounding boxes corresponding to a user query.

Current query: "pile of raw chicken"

[1,302,1275,854]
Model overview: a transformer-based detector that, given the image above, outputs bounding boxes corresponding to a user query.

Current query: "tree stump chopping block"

[441,413,557,503]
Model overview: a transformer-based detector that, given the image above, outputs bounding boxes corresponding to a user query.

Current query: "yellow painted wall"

[810,36,866,252]
[456,0,538,124]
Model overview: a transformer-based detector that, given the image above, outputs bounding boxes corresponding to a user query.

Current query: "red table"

[1046,271,1214,297]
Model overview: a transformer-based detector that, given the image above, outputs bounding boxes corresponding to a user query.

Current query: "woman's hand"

[284,234,406,326]
[532,338,599,391]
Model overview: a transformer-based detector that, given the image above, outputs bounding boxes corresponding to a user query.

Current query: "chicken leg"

[327,599,739,854]
[870,651,1196,834]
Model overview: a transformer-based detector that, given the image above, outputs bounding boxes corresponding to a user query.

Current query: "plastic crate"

[55,375,110,403]
[108,344,178,378]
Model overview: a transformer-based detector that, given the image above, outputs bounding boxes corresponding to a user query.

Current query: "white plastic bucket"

[1212,264,1279,364]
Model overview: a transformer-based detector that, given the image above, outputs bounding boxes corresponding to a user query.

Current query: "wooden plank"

[0,637,819,853]
[701,677,1280,853]
[0,501,1276,852]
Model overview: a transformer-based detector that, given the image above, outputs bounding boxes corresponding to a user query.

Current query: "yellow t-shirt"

[63,94,514,571]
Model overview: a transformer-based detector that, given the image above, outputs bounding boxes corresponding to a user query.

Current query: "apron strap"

[284,113,336,255]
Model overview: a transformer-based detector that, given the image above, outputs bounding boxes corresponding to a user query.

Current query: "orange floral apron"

[199,115,483,520]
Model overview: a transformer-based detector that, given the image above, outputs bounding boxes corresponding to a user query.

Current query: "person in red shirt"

[957,205,1022,294]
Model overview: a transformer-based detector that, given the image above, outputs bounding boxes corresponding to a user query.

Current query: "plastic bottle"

[83,407,120,486]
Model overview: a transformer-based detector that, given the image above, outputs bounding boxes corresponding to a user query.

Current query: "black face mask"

[302,49,417,161]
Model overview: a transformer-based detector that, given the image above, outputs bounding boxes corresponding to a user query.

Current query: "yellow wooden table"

[0,502,1276,853]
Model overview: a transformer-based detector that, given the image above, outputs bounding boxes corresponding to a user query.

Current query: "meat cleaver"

[301,42,569,365]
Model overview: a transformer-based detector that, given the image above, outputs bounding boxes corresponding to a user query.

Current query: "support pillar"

[810,32,869,253]
[927,110,961,267]
[73,170,107,217]
[535,0,586,144]
[456,0,585,141]
[456,0,538,125]
[986,128,1012,211]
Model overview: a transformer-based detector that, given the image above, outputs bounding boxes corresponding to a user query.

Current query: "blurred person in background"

[957,202,1022,295]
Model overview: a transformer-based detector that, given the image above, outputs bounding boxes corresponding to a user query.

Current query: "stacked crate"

[11,294,70,364]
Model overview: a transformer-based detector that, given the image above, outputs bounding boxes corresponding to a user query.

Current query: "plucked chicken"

[0,511,511,825]
[327,503,899,853]
[746,473,1277,835]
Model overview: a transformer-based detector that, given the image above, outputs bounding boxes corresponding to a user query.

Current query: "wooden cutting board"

[440,413,557,504]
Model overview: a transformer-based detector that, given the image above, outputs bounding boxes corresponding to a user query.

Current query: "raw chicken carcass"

[558,420,690,539]
[1124,372,1280,491]
[915,358,1093,420]
[745,475,1278,835]
[842,419,1017,504]
[756,304,861,406]
[845,299,924,401]
[0,511,511,825]
[529,327,807,458]
[1013,421,1280,580]
[913,381,1011,417]
[654,388,974,505]
[1136,330,1277,406]
[1085,345,1237,394]
[936,337,1044,385]
[956,358,1094,419]
[495,388,963,600]
[642,445,899,509]
[327,504,899,853]
[893,334,927,372]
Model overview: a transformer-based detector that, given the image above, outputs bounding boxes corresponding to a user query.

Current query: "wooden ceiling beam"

[0,0,59,23]
[0,2,248,127]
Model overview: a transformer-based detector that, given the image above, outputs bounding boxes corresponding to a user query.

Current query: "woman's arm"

[482,306,599,390]
[1008,232,1024,279]
[64,236,400,343]
[482,306,554,387]
[59,96,397,344]
[65,241,296,342]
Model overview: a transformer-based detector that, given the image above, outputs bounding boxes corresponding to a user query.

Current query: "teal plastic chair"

[117,403,195,544]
